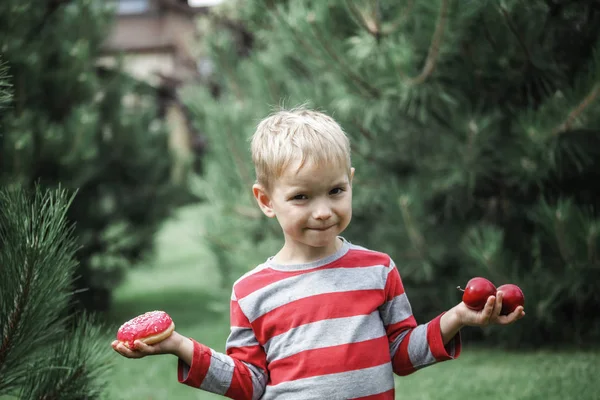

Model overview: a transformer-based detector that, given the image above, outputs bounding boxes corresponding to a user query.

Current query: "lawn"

[103,205,600,400]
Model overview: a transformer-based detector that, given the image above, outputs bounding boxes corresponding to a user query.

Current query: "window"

[116,0,150,15]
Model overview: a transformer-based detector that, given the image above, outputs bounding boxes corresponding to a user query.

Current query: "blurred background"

[1,0,599,399]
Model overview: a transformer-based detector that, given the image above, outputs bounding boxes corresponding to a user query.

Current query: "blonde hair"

[250,107,351,189]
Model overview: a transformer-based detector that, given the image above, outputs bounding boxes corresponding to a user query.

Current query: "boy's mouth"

[308,225,335,231]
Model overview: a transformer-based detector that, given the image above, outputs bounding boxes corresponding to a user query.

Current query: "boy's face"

[253,160,354,258]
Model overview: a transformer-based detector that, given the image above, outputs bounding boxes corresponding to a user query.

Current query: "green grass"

[103,205,600,400]
[103,206,229,400]
[396,349,598,400]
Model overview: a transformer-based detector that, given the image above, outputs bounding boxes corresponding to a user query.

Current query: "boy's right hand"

[111,330,186,359]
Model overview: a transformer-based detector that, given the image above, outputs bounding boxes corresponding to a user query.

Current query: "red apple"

[496,284,525,315]
[459,277,496,311]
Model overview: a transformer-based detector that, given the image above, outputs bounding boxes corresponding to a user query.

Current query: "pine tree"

[1,43,110,400]
[0,185,112,399]
[0,0,186,311]
[0,59,10,110]
[184,0,600,346]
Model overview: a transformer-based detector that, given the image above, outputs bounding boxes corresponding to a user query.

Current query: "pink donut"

[117,310,175,349]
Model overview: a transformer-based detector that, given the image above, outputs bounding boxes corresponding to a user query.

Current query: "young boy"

[112,107,525,399]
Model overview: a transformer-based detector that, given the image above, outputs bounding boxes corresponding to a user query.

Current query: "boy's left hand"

[456,291,525,327]
[111,330,185,359]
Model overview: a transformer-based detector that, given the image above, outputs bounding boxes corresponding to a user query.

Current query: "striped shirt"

[178,238,461,399]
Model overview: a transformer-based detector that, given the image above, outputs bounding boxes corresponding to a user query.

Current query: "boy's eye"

[330,187,344,195]
[291,194,308,200]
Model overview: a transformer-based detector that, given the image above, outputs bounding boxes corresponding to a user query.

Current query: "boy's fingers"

[497,306,525,325]
[493,291,504,317]
[116,343,132,355]
[110,338,158,358]
[110,341,125,353]
[133,340,154,353]
[511,306,525,321]
[480,296,496,324]
[111,341,144,358]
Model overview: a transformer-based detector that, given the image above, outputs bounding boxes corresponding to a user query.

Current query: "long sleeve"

[379,260,461,376]
[178,290,268,400]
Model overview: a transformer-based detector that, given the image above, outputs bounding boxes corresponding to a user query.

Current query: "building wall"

[98,52,176,87]
[100,2,202,185]
[102,2,199,83]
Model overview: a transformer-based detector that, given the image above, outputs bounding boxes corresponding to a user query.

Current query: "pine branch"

[344,0,379,38]
[271,6,323,61]
[205,233,235,251]
[215,50,244,100]
[406,0,450,85]
[587,223,598,264]
[231,205,262,219]
[351,145,377,164]
[308,21,380,98]
[270,6,378,98]
[345,0,413,38]
[222,125,255,205]
[498,5,532,64]
[382,0,414,36]
[481,14,499,52]
[398,195,426,258]
[27,0,74,43]
[553,208,572,264]
[552,83,600,135]
[0,59,12,110]
[20,315,112,400]
[38,366,84,400]
[464,120,478,164]
[0,186,79,394]
[371,0,382,38]
[351,117,375,141]
[289,3,379,99]
[0,258,33,372]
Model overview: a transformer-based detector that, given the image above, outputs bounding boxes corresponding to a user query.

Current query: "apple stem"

[456,286,465,292]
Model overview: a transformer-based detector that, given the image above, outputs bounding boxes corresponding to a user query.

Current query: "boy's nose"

[313,204,332,220]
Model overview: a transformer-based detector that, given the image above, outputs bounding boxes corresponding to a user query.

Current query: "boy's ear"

[252,183,276,218]
[350,167,355,185]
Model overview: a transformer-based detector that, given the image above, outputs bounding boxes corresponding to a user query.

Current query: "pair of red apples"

[459,277,524,315]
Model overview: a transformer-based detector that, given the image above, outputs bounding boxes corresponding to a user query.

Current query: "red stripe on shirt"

[225,358,255,399]
[227,344,268,372]
[383,266,406,300]
[252,289,384,344]
[235,250,391,299]
[268,336,390,386]
[426,313,462,361]
[178,339,212,388]
[230,300,251,328]
[385,315,417,343]
[392,330,416,376]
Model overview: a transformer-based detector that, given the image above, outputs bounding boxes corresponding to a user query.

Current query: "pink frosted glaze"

[117,310,173,348]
